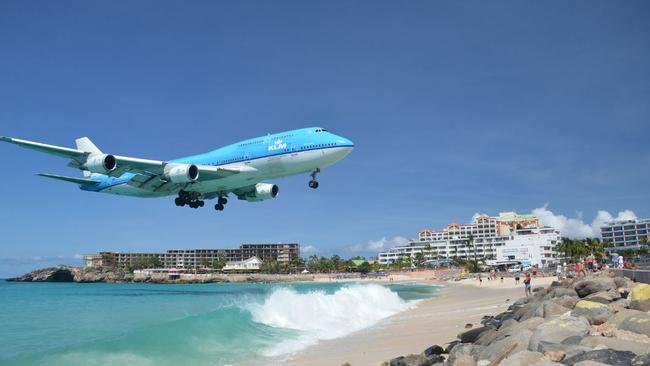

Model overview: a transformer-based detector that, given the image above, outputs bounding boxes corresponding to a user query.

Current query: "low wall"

[611,268,650,284]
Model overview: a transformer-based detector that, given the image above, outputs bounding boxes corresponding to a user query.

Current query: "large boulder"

[605,309,648,328]
[561,349,637,366]
[476,329,532,364]
[629,284,650,312]
[551,295,580,309]
[574,278,616,298]
[579,336,650,355]
[537,340,591,360]
[447,343,483,366]
[542,302,571,319]
[547,287,579,299]
[572,300,612,325]
[528,315,591,352]
[585,290,622,304]
[618,311,650,337]
[498,350,547,366]
[388,354,444,366]
[492,317,545,343]
[459,326,490,343]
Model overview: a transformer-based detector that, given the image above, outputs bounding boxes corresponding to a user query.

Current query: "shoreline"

[284,275,557,366]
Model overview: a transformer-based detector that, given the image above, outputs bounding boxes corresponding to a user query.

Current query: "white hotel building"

[378,212,561,268]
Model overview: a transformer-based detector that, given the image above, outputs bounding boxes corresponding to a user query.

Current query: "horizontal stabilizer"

[36,173,101,186]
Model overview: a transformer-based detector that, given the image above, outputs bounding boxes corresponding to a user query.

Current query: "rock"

[561,349,637,366]
[544,350,566,362]
[572,362,611,366]
[445,341,460,354]
[528,315,591,352]
[606,309,649,328]
[552,295,580,309]
[538,341,591,359]
[614,276,635,289]
[631,354,650,365]
[474,328,498,346]
[561,336,584,345]
[572,300,612,325]
[579,336,650,355]
[609,298,631,314]
[574,278,616,298]
[424,345,445,356]
[542,302,571,319]
[498,350,545,366]
[389,354,443,366]
[499,318,518,330]
[547,287,579,299]
[447,344,483,366]
[618,311,650,337]
[459,326,490,343]
[476,329,532,364]
[493,317,545,343]
[629,284,650,312]
[465,323,474,329]
[585,290,622,304]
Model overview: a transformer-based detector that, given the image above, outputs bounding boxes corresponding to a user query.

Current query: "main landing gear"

[175,190,205,209]
[214,196,228,211]
[174,191,228,211]
[308,168,320,189]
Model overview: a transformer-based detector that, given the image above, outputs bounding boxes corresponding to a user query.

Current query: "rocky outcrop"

[7,266,133,283]
[384,271,650,366]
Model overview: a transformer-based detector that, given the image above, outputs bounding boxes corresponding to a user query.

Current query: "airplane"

[0,127,354,212]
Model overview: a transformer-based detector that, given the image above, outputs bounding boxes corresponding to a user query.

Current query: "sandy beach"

[286,273,557,366]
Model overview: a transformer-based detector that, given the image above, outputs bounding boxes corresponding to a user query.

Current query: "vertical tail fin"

[75,137,102,177]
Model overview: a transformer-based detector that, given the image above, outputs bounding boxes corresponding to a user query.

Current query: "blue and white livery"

[0,127,354,211]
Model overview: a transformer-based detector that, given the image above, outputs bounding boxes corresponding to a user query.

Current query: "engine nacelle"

[164,163,199,183]
[244,183,279,202]
[84,154,117,174]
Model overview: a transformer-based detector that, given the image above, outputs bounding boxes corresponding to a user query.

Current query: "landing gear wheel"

[308,168,320,189]
[175,197,185,206]
[218,197,228,205]
[189,201,198,209]
[214,203,225,211]
[198,200,205,207]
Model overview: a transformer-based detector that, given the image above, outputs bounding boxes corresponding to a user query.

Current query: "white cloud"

[532,205,637,238]
[301,245,319,254]
[346,236,409,253]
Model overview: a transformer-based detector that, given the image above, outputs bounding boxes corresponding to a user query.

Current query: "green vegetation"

[558,237,605,261]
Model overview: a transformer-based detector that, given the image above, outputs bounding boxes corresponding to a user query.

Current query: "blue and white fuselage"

[0,127,353,211]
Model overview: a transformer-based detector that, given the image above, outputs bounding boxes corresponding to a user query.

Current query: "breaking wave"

[246,284,417,356]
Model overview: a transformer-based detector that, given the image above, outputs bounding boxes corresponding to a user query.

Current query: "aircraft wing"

[0,136,87,160]
[1,135,253,192]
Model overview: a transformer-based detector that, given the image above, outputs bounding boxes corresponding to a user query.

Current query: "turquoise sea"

[0,280,439,366]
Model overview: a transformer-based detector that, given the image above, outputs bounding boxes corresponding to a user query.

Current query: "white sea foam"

[246,284,417,356]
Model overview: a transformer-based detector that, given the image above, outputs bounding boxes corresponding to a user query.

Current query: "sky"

[0,1,649,277]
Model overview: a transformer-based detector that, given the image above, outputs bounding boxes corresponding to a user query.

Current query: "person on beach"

[576,261,586,277]
[514,272,520,285]
[478,274,483,286]
[556,264,562,280]
[500,276,504,284]
[524,273,532,297]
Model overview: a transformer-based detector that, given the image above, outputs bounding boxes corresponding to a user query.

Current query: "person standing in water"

[524,273,532,297]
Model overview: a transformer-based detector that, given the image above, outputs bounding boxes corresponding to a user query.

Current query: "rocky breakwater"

[386,271,650,366]
[7,266,133,283]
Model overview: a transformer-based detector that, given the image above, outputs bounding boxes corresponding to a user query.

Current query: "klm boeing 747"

[0,127,354,212]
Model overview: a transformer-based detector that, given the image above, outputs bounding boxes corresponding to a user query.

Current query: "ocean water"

[0,280,439,366]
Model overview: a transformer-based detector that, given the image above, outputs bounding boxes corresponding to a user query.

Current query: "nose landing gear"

[214,196,228,211]
[308,169,320,189]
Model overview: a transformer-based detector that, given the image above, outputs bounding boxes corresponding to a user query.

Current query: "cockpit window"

[315,128,327,133]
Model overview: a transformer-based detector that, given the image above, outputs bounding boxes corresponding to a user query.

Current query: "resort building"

[222,256,263,272]
[379,212,560,268]
[600,218,650,250]
[85,243,299,270]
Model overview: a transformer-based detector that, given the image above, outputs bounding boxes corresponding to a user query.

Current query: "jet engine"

[244,183,279,202]
[83,154,117,174]
[164,163,199,183]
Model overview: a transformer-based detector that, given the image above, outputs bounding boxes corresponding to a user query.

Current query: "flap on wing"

[37,173,101,185]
